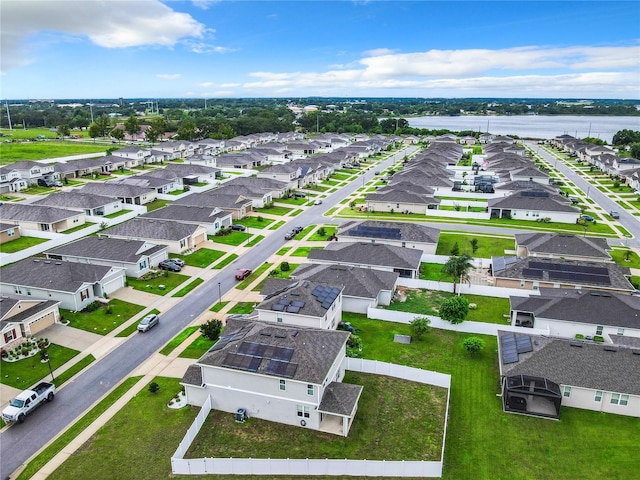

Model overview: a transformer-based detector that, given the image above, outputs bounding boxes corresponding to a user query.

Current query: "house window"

[620,395,629,406]
[596,325,604,336]
[139,261,147,270]
[26,289,31,296]
[4,330,16,343]
[532,282,539,290]
[563,386,572,398]
[7,228,15,237]
[296,405,310,418]
[279,379,286,391]
[594,391,603,402]
[14,286,22,295]
[307,384,314,396]
[180,239,186,248]
[611,393,621,405]
[617,328,624,336]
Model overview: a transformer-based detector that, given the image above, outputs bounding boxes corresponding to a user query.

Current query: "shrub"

[280,262,290,272]
[317,227,326,237]
[104,304,113,315]
[462,336,485,355]
[84,302,100,313]
[594,336,605,342]
[439,296,470,324]
[575,334,585,339]
[200,319,223,342]
[148,382,160,394]
[410,316,431,340]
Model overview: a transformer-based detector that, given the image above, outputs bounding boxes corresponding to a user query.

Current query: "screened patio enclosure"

[502,374,562,419]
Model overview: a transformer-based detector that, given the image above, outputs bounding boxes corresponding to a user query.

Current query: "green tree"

[439,296,470,324]
[450,242,460,255]
[441,254,474,294]
[462,336,485,355]
[56,124,70,139]
[200,319,223,342]
[110,127,125,143]
[410,316,431,340]
[470,238,479,254]
[88,122,101,141]
[145,117,167,143]
[176,120,197,141]
[124,115,140,140]
[148,382,160,394]
[613,129,640,146]
[630,143,640,159]
[280,261,290,272]
[317,226,326,237]
[94,115,111,137]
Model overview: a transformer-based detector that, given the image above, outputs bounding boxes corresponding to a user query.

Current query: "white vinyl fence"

[172,360,451,477]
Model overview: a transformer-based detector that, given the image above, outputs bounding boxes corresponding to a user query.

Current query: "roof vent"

[55,262,62,265]
[33,259,40,263]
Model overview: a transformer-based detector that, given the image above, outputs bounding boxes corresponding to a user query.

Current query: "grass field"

[436,233,515,257]
[160,327,200,356]
[1,344,80,389]
[609,248,640,269]
[172,248,226,268]
[234,216,274,229]
[0,236,48,254]
[227,302,256,314]
[60,299,145,335]
[178,334,216,359]
[171,278,204,297]
[0,141,107,164]
[126,271,190,296]
[211,253,238,269]
[208,231,251,246]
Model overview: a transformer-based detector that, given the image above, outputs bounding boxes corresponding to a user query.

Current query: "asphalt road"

[526,142,640,247]
[0,148,413,479]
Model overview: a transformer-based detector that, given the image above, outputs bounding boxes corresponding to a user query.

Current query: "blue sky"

[2,1,639,99]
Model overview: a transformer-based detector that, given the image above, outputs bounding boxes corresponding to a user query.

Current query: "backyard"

[60,299,146,334]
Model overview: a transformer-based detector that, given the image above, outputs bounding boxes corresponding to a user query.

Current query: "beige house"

[0,223,21,244]
[0,297,61,349]
[0,203,86,233]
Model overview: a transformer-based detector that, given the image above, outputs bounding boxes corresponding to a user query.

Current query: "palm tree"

[441,254,474,295]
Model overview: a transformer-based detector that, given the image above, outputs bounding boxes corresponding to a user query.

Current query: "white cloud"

[156,73,181,80]
[183,41,235,54]
[362,48,397,57]
[197,82,240,88]
[241,44,640,96]
[192,0,219,10]
[1,0,206,73]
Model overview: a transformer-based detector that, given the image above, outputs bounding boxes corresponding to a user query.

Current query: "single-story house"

[0,223,20,244]
[45,237,169,278]
[79,182,157,205]
[98,218,207,254]
[498,330,640,419]
[514,233,612,262]
[0,296,61,349]
[140,205,232,236]
[31,191,124,217]
[181,319,362,436]
[174,192,253,220]
[0,257,126,311]
[308,242,423,279]
[488,190,580,223]
[491,256,634,294]
[337,220,439,254]
[365,190,440,214]
[0,203,86,233]
[290,264,399,314]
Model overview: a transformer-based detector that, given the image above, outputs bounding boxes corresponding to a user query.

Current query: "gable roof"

[510,289,640,328]
[140,205,230,224]
[173,191,252,209]
[0,258,114,293]
[308,242,422,270]
[257,279,343,318]
[0,203,81,223]
[196,319,350,384]
[292,264,399,299]
[100,218,201,241]
[0,296,60,328]
[514,233,611,259]
[339,220,439,244]
[498,331,640,395]
[79,182,156,198]
[31,191,118,210]
[488,190,579,213]
[45,237,167,263]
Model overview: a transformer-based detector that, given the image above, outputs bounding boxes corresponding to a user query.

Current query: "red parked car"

[235,269,252,280]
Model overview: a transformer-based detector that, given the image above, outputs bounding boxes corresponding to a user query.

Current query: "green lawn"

[208,231,251,246]
[126,272,190,296]
[386,289,510,324]
[269,220,286,230]
[0,141,107,164]
[172,278,204,297]
[178,334,216,359]
[235,216,274,229]
[103,209,129,219]
[254,205,293,216]
[172,248,226,268]
[291,246,323,257]
[212,253,238,269]
[275,246,291,255]
[0,344,80,389]
[60,299,145,335]
[0,236,48,254]
[246,234,264,247]
[609,248,640,269]
[436,233,515,257]
[159,326,200,356]
[227,302,256,314]
[143,199,171,212]
[62,222,96,234]
[54,354,96,386]
[187,371,446,461]
[251,263,299,291]
[420,262,447,281]
[275,196,308,206]
[308,225,338,241]
[209,301,229,312]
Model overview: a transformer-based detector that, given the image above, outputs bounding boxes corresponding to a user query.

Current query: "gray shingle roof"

[80,182,156,198]
[308,242,422,270]
[499,331,640,395]
[45,237,167,263]
[492,256,633,291]
[515,233,611,259]
[141,205,230,224]
[100,218,200,241]
[0,297,60,328]
[181,364,203,386]
[31,191,118,210]
[292,264,398,299]
[339,220,439,244]
[0,258,114,293]
[366,190,439,205]
[173,192,252,210]
[257,279,343,318]
[318,382,363,416]
[488,191,579,213]
[197,319,349,384]
[510,289,640,328]
[0,203,80,223]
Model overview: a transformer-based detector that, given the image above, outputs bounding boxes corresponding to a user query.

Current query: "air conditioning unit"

[235,408,247,423]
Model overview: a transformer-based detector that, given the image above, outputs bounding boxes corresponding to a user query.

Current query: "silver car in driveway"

[137,314,159,332]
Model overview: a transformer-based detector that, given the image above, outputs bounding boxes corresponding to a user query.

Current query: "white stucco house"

[181,319,363,436]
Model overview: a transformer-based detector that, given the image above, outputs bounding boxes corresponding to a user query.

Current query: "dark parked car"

[610,211,620,219]
[284,231,296,240]
[37,178,54,187]
[292,192,306,198]
[235,268,252,280]
[158,260,181,272]
[230,224,246,231]
[137,314,159,332]
[169,258,185,267]
[581,214,595,222]
[292,226,304,234]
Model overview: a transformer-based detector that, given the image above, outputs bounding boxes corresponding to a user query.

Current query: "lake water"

[407,115,640,143]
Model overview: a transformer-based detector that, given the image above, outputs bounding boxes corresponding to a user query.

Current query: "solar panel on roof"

[311,286,323,297]
[321,301,333,309]
[500,333,520,364]
[272,347,294,362]
[286,305,301,313]
[515,335,533,354]
[291,300,305,308]
[277,299,291,306]
[271,304,285,311]
[264,359,298,378]
[222,353,262,372]
[522,268,544,279]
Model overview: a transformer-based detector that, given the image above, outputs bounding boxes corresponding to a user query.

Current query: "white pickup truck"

[2,382,55,423]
